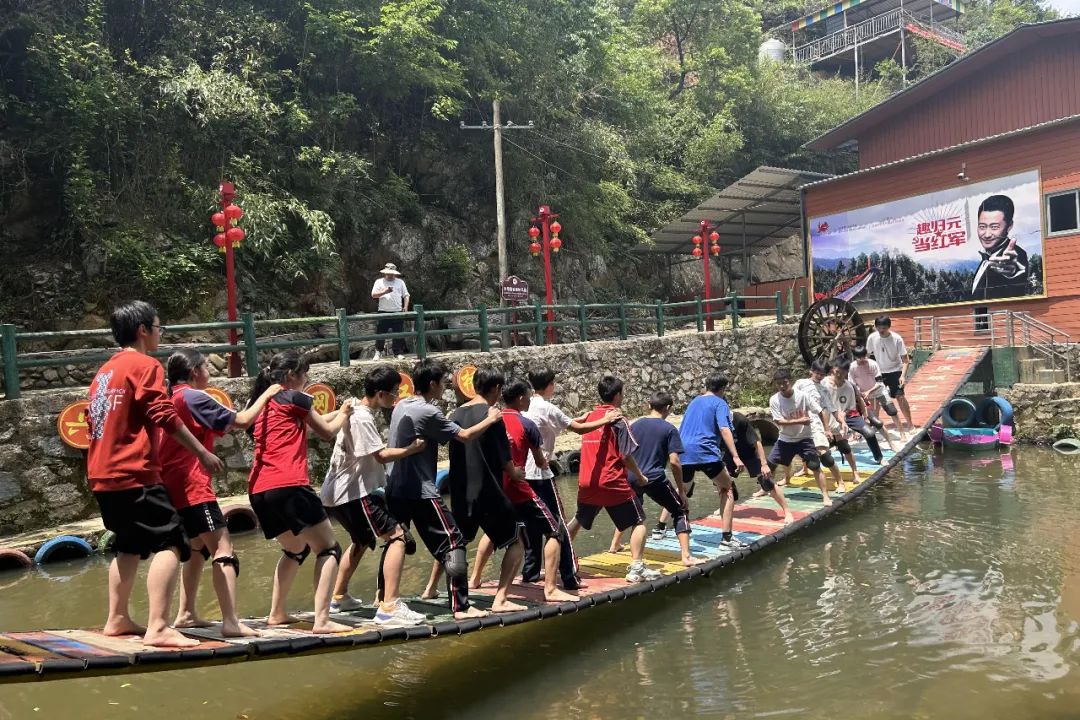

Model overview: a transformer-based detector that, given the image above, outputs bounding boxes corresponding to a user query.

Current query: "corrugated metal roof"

[805,17,1080,152]
[638,166,832,255]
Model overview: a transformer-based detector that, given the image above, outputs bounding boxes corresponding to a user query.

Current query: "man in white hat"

[371,263,410,360]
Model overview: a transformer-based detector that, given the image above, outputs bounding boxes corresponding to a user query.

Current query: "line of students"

[85,300,910,647]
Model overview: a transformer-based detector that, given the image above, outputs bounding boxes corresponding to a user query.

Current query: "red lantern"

[528,226,540,239]
[550,237,562,253]
[692,235,702,245]
[224,204,244,221]
[550,221,562,235]
[711,245,720,256]
[692,247,703,258]
[530,242,541,256]
[226,226,245,243]
[709,231,719,243]
[213,233,227,247]
[211,212,226,228]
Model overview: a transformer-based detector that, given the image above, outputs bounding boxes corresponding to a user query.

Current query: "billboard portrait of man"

[971,194,1034,300]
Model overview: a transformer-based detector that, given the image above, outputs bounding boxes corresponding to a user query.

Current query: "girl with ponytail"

[246,351,356,633]
[159,349,282,637]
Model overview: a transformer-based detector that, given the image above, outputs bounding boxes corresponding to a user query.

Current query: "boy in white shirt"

[794,360,848,494]
[850,346,902,450]
[866,316,913,436]
[768,369,832,508]
[322,365,427,625]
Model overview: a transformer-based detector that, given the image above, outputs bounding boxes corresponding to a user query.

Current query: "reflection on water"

[3,447,1080,719]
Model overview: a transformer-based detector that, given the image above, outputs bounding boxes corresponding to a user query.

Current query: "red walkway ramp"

[901,347,989,427]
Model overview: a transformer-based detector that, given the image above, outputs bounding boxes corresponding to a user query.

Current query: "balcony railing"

[793,8,964,65]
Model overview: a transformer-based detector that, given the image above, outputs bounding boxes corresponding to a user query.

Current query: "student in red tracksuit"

[86,301,224,648]
[160,349,281,638]
[247,351,354,634]
[566,375,662,584]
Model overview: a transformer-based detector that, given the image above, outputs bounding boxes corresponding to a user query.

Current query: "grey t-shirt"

[387,396,461,500]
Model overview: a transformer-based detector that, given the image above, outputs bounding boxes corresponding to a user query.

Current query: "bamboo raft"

[0,348,988,684]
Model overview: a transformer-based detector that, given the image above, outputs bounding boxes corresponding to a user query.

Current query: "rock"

[0,472,21,504]
[208,354,227,371]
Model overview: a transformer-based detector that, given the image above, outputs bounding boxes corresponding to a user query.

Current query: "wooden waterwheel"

[798,297,868,367]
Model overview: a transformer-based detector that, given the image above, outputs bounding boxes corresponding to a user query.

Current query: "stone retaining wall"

[999,382,1080,443]
[0,325,799,536]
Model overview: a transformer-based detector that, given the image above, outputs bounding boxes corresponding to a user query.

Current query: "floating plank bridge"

[0,348,988,684]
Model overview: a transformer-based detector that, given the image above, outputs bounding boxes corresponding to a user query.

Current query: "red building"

[802,18,1080,346]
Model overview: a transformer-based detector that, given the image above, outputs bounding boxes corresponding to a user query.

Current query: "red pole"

[701,220,713,331]
[220,182,242,377]
[540,205,556,344]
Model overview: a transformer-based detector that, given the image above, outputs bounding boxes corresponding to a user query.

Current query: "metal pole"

[540,205,556,344]
[492,100,511,350]
[336,308,350,367]
[1,324,19,399]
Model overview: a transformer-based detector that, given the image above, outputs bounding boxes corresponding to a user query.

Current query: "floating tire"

[749,418,779,446]
[222,505,259,534]
[547,458,563,477]
[1052,437,1080,455]
[561,451,581,474]
[943,398,977,428]
[435,468,450,493]
[0,548,33,572]
[33,535,94,564]
[976,397,1014,428]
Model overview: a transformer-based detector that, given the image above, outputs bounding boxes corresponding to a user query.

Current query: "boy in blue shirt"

[609,392,703,566]
[679,373,747,550]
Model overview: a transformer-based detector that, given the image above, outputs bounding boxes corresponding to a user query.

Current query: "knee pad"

[198,546,211,561]
[819,452,836,469]
[317,542,342,562]
[883,401,898,417]
[444,547,467,579]
[282,545,310,565]
[834,438,852,455]
[212,554,240,577]
[868,416,884,429]
[804,456,821,471]
[402,527,417,556]
[757,473,775,493]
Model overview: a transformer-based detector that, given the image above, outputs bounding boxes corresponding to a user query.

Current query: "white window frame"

[1046,189,1080,237]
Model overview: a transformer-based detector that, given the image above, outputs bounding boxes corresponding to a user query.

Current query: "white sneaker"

[650,526,667,541]
[330,594,364,613]
[625,561,662,583]
[372,351,382,361]
[374,600,428,626]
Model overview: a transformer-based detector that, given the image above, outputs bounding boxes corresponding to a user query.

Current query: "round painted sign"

[398,372,415,402]
[454,365,478,399]
[204,386,234,409]
[57,401,91,450]
[306,383,337,415]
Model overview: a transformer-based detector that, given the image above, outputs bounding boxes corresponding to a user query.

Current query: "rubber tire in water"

[33,535,94,564]
[976,396,1014,428]
[944,398,977,428]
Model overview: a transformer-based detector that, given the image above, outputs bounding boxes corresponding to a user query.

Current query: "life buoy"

[943,398,977,428]
[976,397,1014,428]
[0,548,33,572]
[222,505,259,534]
[33,535,93,564]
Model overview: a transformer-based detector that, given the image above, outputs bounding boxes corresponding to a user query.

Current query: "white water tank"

[759,38,787,63]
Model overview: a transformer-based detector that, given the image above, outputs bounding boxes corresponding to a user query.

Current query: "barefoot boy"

[567,375,661,584]
[321,364,428,626]
[610,391,702,566]
[449,367,527,613]
[794,360,847,495]
[850,346,902,451]
[867,316,913,437]
[87,301,224,648]
[768,369,832,508]
[726,411,793,524]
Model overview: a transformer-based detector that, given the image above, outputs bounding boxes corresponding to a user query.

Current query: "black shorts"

[768,438,819,467]
[452,486,520,549]
[326,495,399,549]
[94,485,190,561]
[178,501,226,539]
[515,497,563,548]
[880,371,905,398]
[387,495,464,560]
[723,454,762,479]
[250,486,328,540]
[575,496,645,532]
[640,480,690,534]
[683,461,726,486]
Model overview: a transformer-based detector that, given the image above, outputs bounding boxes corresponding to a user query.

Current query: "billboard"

[810,170,1045,310]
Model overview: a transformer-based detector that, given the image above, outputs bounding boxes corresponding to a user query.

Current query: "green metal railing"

[0,289,805,399]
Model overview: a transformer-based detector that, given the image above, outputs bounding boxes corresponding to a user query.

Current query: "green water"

[3,446,1080,719]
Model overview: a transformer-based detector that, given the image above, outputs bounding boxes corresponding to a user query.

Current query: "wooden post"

[533,299,544,346]
[577,304,588,343]
[775,291,783,324]
[618,303,628,340]
[336,308,350,367]
[493,99,511,350]
[478,305,491,353]
[728,290,739,329]
[655,300,665,337]
[695,297,704,332]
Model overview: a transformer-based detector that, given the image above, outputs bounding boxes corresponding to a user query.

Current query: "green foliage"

[0,0,1055,328]
[1051,423,1077,442]
[730,380,774,408]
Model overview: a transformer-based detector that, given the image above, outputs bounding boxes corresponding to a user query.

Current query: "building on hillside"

[800,17,1080,347]
[779,0,966,84]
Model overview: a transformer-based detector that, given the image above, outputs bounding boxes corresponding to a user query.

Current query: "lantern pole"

[220,181,242,377]
[539,205,556,345]
[700,220,713,331]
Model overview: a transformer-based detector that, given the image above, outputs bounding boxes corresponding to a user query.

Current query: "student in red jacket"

[160,349,281,638]
[247,351,354,634]
[567,375,661,584]
[87,301,224,648]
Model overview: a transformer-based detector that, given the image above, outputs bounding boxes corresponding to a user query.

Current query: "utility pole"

[461,103,534,348]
